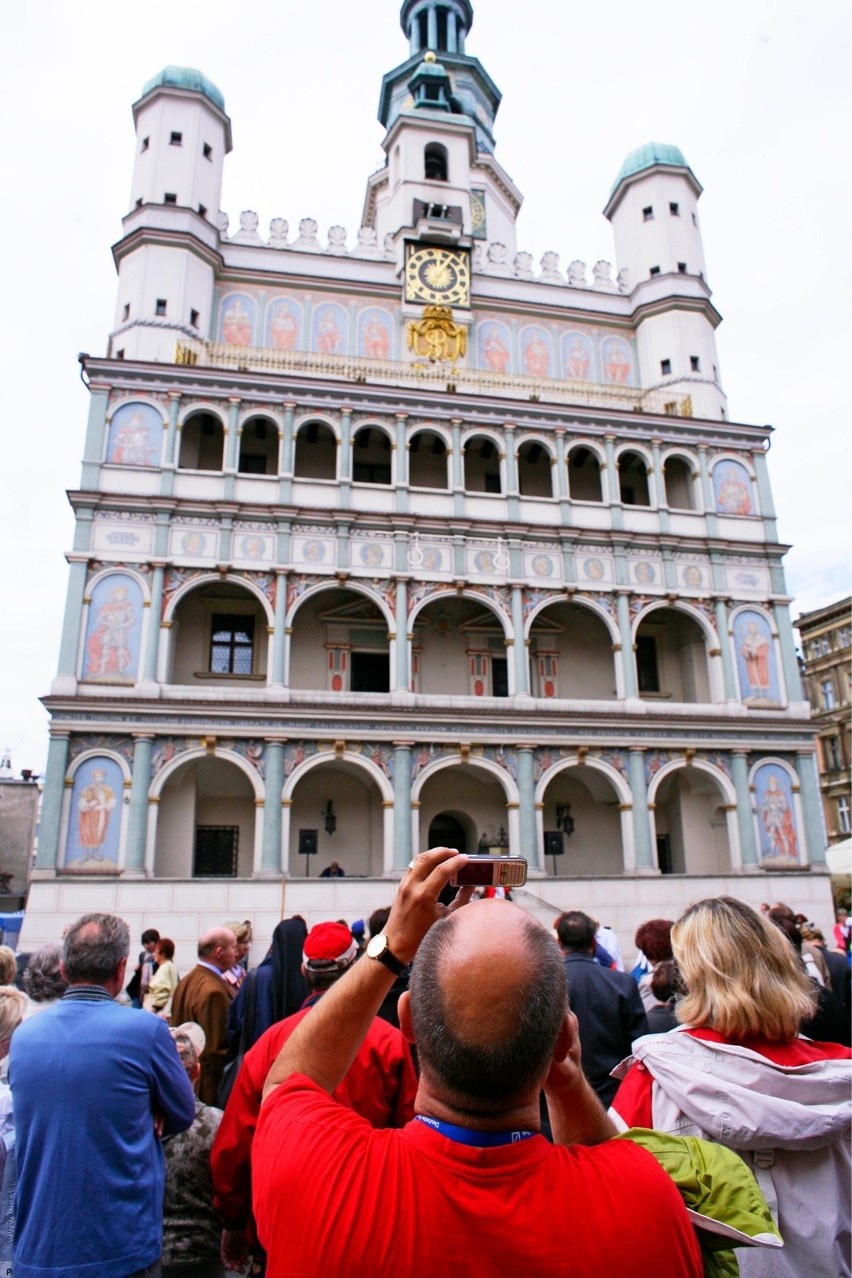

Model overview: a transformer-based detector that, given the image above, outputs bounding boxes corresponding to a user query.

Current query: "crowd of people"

[0,862,848,1277]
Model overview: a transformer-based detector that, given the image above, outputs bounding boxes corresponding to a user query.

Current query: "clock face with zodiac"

[405,244,471,307]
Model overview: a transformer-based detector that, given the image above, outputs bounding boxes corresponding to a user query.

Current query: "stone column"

[34,734,70,871]
[604,434,622,530]
[394,578,409,691]
[80,382,110,489]
[392,744,413,868]
[125,736,154,875]
[57,559,89,678]
[617,591,637,698]
[427,3,438,49]
[395,413,408,514]
[261,742,285,874]
[651,438,669,532]
[279,401,296,504]
[504,422,519,522]
[629,749,654,869]
[142,564,165,682]
[339,405,352,509]
[451,417,464,517]
[714,598,738,700]
[751,448,778,542]
[224,397,240,471]
[511,585,529,695]
[697,445,718,537]
[731,750,758,866]
[773,601,805,702]
[796,751,828,866]
[516,747,537,866]
[270,571,287,686]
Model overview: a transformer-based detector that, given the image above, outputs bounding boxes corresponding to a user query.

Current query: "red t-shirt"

[253,1076,703,1278]
[212,1007,417,1229]
[612,1028,852,1129]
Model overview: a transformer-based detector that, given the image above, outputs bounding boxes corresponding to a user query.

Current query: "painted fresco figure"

[316,308,342,354]
[221,298,252,346]
[77,770,117,858]
[85,586,136,677]
[740,620,771,699]
[111,411,155,465]
[482,327,510,372]
[363,316,390,360]
[759,774,799,861]
[603,339,630,384]
[715,464,752,515]
[269,304,298,351]
[565,339,590,381]
[523,333,549,377]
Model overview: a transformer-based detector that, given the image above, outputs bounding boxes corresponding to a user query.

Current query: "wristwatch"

[365,931,407,976]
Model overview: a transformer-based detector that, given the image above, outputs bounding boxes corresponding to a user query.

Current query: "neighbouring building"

[795,597,852,845]
[22,1,832,962]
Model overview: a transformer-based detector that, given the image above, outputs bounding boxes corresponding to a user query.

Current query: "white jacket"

[611,1028,852,1277]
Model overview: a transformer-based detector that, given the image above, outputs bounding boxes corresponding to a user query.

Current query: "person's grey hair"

[0,986,27,1043]
[23,944,68,1002]
[0,946,17,986]
[409,913,567,1105]
[62,913,130,985]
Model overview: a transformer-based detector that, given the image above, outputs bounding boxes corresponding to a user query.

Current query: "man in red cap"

[211,919,417,1274]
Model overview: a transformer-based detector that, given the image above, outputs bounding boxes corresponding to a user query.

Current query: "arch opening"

[238,415,279,475]
[294,420,337,481]
[289,587,390,694]
[169,582,268,686]
[409,429,448,489]
[528,602,616,700]
[664,455,695,510]
[412,596,508,697]
[289,760,385,876]
[567,446,603,502]
[619,451,650,506]
[352,425,392,485]
[635,607,710,703]
[541,766,624,875]
[654,767,732,874]
[464,435,502,493]
[517,441,553,498]
[154,756,256,877]
[178,411,224,471]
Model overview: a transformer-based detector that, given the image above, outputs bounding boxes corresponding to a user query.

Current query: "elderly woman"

[611,896,851,1276]
[223,920,252,995]
[143,938,178,1016]
[22,945,68,1015]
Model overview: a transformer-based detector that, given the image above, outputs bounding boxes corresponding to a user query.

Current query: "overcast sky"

[1,0,849,776]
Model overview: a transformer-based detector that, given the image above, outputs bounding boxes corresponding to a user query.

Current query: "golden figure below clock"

[405,244,471,307]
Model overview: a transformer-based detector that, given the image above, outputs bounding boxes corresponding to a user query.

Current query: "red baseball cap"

[302,921,358,970]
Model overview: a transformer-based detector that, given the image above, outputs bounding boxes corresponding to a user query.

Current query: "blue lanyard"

[415,1115,536,1146]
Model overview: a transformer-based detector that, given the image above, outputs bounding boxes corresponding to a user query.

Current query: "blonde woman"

[610,896,851,1277]
[143,938,178,1016]
[223,920,252,995]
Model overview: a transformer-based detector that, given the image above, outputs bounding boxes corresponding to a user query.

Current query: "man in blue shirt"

[10,912,195,1278]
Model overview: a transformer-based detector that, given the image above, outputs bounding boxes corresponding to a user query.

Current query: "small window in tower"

[642,206,654,221]
[660,358,672,375]
[650,266,661,277]
[155,299,167,316]
[198,203,207,218]
[122,304,130,321]
[170,131,183,146]
[141,137,149,152]
[190,309,200,327]
[690,355,700,372]
[164,193,177,205]
[203,142,212,160]
[669,202,680,216]
[115,349,125,360]
[712,364,718,381]
[677,262,687,273]
[692,212,697,226]
[135,198,143,208]
[424,143,448,182]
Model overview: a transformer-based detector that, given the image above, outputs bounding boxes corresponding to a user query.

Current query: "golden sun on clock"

[405,244,471,307]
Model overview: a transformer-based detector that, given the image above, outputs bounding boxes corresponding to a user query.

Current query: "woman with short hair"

[611,896,851,1276]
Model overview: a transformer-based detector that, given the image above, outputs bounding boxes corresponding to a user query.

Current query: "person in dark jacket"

[227,917,309,1056]
[556,911,648,1105]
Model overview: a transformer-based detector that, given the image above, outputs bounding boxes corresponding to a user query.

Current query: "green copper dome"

[141,66,225,113]
[610,142,689,195]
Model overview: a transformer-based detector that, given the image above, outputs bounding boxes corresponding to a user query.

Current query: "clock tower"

[362,10,522,264]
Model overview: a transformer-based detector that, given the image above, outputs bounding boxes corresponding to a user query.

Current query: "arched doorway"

[653,767,733,873]
[412,596,509,697]
[428,811,476,854]
[418,767,509,854]
[154,756,257,877]
[288,760,385,876]
[540,766,625,874]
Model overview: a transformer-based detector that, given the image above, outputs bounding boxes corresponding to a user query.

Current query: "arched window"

[178,412,224,471]
[567,446,603,502]
[238,416,279,476]
[517,440,553,498]
[293,420,337,481]
[464,435,502,493]
[424,143,448,182]
[409,430,448,489]
[618,451,651,506]
[352,426,392,485]
[663,455,696,510]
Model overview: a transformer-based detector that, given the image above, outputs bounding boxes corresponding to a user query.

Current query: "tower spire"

[401,0,473,57]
